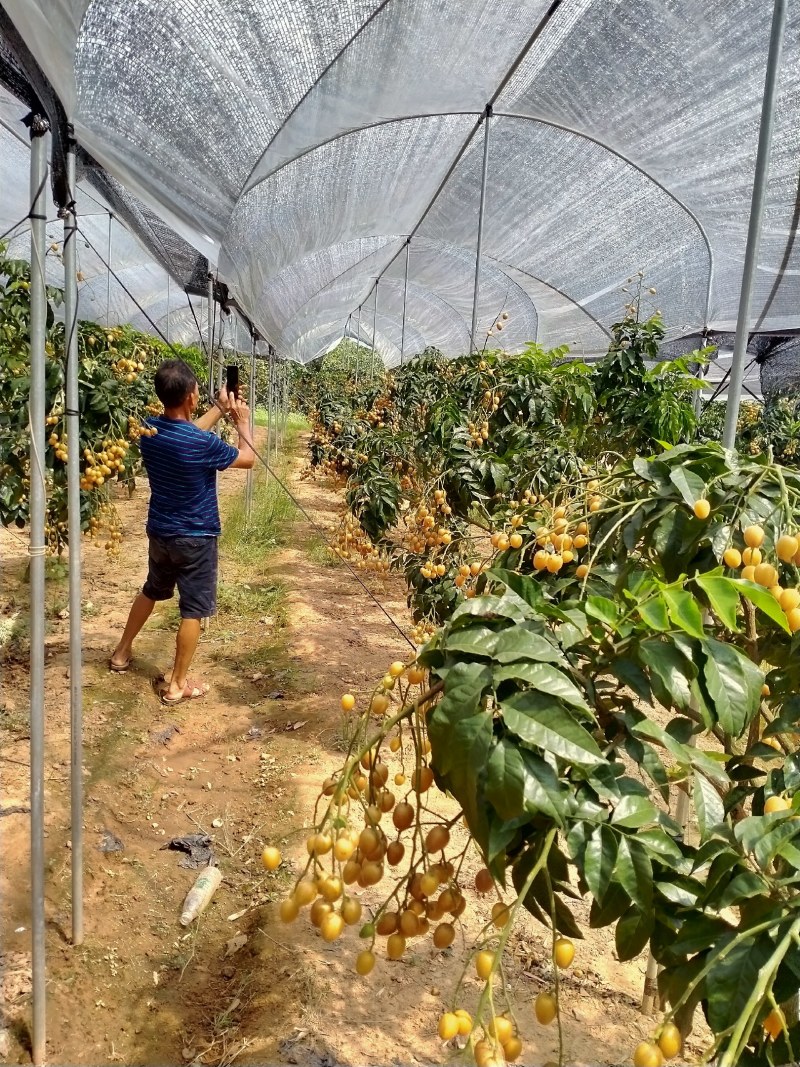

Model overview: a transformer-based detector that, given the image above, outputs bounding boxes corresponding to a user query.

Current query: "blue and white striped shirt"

[140,416,238,538]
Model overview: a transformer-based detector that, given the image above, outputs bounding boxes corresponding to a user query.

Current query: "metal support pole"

[270,350,278,462]
[245,333,256,520]
[106,213,112,323]
[372,282,379,380]
[282,369,289,446]
[400,239,410,366]
[28,115,49,1067]
[207,274,215,403]
[355,306,361,388]
[470,105,492,354]
[63,135,84,948]
[166,274,171,345]
[722,0,787,448]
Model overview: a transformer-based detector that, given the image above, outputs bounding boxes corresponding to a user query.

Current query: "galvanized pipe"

[470,105,492,353]
[63,135,84,947]
[355,306,361,388]
[722,0,787,448]
[166,274,171,345]
[207,274,215,404]
[28,115,49,1067]
[245,332,256,519]
[372,282,379,379]
[106,212,112,323]
[400,239,410,365]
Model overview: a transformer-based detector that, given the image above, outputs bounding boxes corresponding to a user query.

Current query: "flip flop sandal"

[160,679,210,706]
[109,656,132,673]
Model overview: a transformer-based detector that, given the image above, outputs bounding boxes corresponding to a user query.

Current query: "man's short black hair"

[154,360,199,407]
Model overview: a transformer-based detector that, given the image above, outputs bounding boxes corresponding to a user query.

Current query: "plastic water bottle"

[179,866,222,926]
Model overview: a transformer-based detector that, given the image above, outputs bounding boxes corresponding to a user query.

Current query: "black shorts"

[142,535,218,619]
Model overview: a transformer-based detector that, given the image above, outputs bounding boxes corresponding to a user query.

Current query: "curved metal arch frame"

[233,111,714,343]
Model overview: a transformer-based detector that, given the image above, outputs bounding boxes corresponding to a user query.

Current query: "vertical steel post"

[207,274,215,403]
[400,239,410,366]
[28,114,49,1067]
[245,332,256,520]
[722,0,787,448]
[355,306,361,388]
[106,212,112,323]
[166,274,171,345]
[63,134,84,948]
[470,105,492,354]
[371,282,379,380]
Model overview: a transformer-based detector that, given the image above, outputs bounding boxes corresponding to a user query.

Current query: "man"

[110,359,254,704]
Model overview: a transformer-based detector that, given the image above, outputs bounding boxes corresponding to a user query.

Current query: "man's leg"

[163,618,203,700]
[111,593,156,668]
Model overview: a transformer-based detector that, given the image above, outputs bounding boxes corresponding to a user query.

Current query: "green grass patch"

[306,536,340,568]
[221,466,298,563]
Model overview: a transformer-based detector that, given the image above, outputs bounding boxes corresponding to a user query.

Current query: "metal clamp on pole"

[62,132,84,948]
[470,104,492,354]
[722,0,787,449]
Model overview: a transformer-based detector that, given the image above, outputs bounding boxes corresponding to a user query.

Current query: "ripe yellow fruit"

[633,1041,664,1067]
[261,846,281,871]
[341,693,355,712]
[491,901,510,928]
[533,550,549,570]
[535,991,557,1025]
[341,900,362,926]
[314,832,333,855]
[454,1008,473,1035]
[356,949,375,976]
[764,1006,786,1040]
[765,795,791,813]
[509,532,523,549]
[476,950,495,980]
[504,1035,523,1062]
[780,588,800,613]
[546,553,564,573]
[412,765,434,793]
[371,693,390,715]
[438,1013,459,1041]
[386,933,406,959]
[554,937,575,968]
[788,607,800,633]
[433,922,455,949]
[310,899,333,927]
[334,836,355,862]
[320,912,345,942]
[657,1022,682,1060]
[741,565,756,582]
[425,824,450,853]
[294,879,317,906]
[279,896,299,923]
[407,666,425,685]
[420,872,439,897]
[754,563,778,588]
[744,524,765,548]
[770,585,784,602]
[389,661,406,678]
[487,1015,514,1044]
[777,534,799,563]
[723,547,742,569]
[742,547,762,566]
[319,876,343,902]
[576,564,589,579]
[693,499,710,520]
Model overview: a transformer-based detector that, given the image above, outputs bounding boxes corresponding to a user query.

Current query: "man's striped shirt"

[140,416,238,538]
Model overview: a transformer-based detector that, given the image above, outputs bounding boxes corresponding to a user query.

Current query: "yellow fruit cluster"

[127,415,158,442]
[333,513,391,573]
[467,418,491,448]
[404,491,453,555]
[47,430,69,463]
[723,525,800,632]
[113,355,144,383]
[80,438,130,490]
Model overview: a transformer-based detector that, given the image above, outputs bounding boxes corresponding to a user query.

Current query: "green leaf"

[615,906,654,961]
[669,466,707,508]
[703,636,763,736]
[614,835,653,911]
[730,579,791,633]
[492,624,560,664]
[662,587,706,639]
[639,638,694,710]
[693,770,725,841]
[484,738,565,826]
[693,573,740,631]
[585,596,619,628]
[443,625,500,657]
[584,824,617,901]
[716,870,770,910]
[451,591,528,625]
[611,795,661,830]
[706,932,777,1033]
[500,691,605,767]
[498,661,590,711]
[638,595,670,632]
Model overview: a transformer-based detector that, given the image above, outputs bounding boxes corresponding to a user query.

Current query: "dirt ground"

[0,433,703,1067]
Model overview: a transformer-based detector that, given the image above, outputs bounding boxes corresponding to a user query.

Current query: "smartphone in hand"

[225,364,240,399]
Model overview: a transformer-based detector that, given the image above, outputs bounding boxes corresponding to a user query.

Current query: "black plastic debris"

[161,833,214,869]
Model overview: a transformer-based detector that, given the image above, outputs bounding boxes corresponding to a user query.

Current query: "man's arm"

[226,394,256,470]
[194,384,228,432]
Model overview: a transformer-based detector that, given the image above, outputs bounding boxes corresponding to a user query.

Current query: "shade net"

[1,0,798,369]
